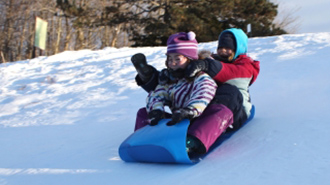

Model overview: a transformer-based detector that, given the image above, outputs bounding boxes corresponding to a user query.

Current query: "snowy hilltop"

[1,32,330,185]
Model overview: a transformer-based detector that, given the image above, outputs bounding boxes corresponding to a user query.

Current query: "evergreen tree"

[130,0,286,46]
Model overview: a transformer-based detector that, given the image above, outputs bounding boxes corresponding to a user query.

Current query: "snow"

[1,32,330,185]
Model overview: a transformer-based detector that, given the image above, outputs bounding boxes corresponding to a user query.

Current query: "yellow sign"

[34,17,48,50]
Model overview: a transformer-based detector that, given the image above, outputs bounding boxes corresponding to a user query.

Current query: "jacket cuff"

[135,69,159,93]
[205,58,222,78]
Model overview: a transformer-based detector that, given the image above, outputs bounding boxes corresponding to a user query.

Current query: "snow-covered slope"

[1,32,330,185]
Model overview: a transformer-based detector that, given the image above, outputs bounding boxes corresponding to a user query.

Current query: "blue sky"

[272,0,330,33]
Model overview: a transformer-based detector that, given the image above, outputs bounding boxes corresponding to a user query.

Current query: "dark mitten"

[158,68,170,85]
[148,109,164,126]
[185,60,209,78]
[131,53,153,83]
[167,108,194,126]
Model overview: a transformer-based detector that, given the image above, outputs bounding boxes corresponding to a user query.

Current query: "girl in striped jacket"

[134,32,234,154]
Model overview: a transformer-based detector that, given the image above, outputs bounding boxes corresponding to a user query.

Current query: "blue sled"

[119,105,255,164]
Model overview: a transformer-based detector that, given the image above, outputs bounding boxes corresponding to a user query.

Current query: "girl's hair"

[228,52,236,62]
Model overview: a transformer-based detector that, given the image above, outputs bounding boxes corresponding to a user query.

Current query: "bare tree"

[272,1,301,33]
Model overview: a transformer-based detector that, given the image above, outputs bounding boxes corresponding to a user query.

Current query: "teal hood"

[218,28,248,59]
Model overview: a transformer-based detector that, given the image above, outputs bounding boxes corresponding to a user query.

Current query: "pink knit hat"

[166,31,198,60]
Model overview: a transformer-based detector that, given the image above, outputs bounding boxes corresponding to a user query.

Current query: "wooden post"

[32,46,36,58]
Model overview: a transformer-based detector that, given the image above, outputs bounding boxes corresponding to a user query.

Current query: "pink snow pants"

[134,104,234,153]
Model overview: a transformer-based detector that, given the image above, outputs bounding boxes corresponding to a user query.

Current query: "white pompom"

[187,31,196,40]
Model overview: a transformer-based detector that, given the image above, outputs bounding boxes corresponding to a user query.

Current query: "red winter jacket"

[209,54,260,117]
[214,54,260,85]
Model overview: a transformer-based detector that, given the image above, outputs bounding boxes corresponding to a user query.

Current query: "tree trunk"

[55,13,62,54]
[111,24,122,48]
[64,17,72,51]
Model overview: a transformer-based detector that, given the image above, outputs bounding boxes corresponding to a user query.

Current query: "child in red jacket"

[185,28,260,128]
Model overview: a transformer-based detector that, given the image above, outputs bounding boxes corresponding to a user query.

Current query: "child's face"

[167,53,189,70]
[217,47,234,59]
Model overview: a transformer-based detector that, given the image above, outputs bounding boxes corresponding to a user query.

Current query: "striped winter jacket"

[146,72,217,118]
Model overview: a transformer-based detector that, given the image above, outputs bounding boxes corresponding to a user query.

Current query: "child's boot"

[186,135,205,155]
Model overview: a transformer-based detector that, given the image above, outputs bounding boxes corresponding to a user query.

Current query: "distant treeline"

[0,0,287,63]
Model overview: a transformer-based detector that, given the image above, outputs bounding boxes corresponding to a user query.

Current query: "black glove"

[167,108,195,126]
[158,68,170,85]
[185,60,209,78]
[148,110,164,126]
